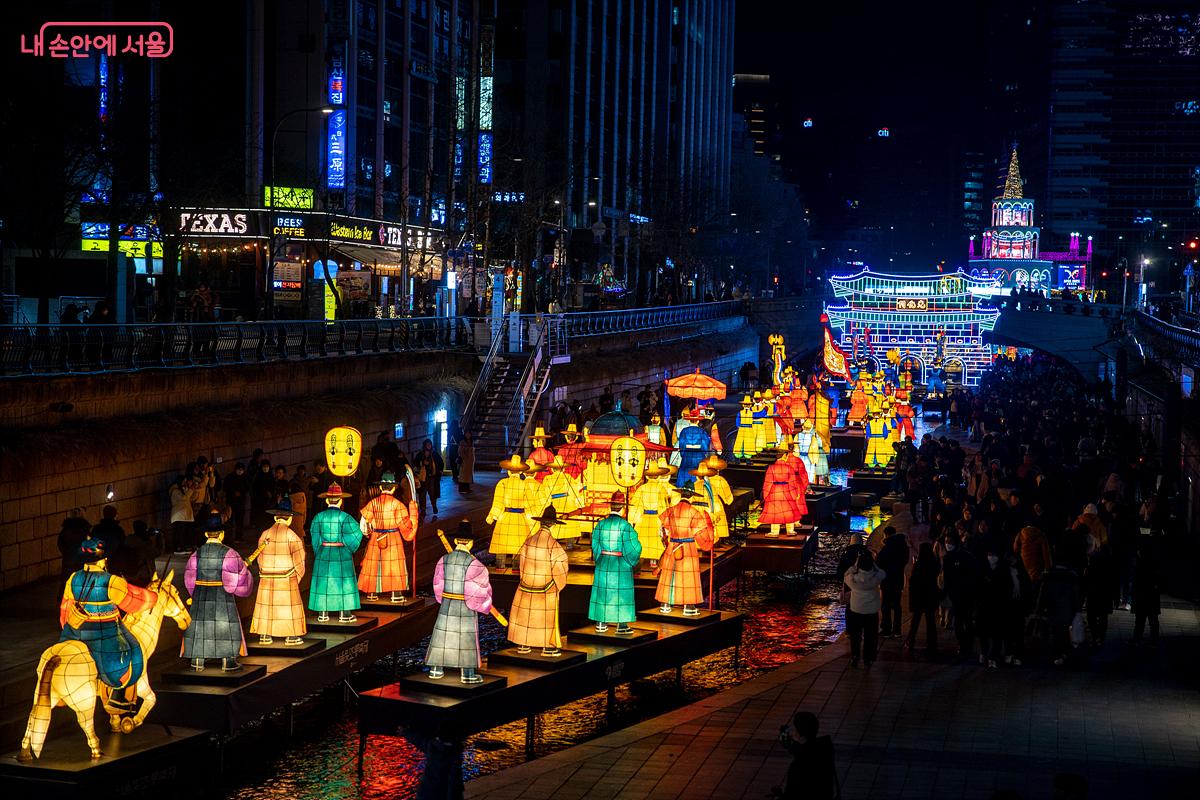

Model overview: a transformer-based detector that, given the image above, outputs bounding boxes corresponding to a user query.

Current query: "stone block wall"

[0,357,474,591]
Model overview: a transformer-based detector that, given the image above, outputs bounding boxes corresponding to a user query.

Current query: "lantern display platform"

[850,492,878,509]
[160,662,268,687]
[727,487,757,531]
[357,611,744,767]
[488,544,743,621]
[305,614,380,633]
[830,427,866,455]
[358,595,431,613]
[244,637,326,658]
[566,626,659,646]
[636,607,722,626]
[399,671,508,697]
[154,600,437,734]
[921,396,950,416]
[746,525,816,543]
[0,724,210,799]
[720,460,769,492]
[806,484,851,521]
[488,647,588,670]
[741,528,820,574]
[848,468,893,494]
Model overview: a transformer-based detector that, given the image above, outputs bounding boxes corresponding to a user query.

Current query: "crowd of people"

[842,357,1170,669]
[55,429,466,587]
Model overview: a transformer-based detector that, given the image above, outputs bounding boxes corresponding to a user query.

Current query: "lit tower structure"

[824,268,1000,386]
[968,148,1091,291]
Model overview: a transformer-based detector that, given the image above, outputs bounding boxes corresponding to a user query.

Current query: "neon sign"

[328,55,345,105]
[327,110,346,190]
[803,118,813,128]
[877,127,890,137]
[263,186,314,209]
[478,133,493,184]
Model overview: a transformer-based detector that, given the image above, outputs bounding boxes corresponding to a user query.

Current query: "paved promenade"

[465,595,1197,800]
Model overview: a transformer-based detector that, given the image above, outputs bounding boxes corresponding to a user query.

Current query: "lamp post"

[267,106,332,318]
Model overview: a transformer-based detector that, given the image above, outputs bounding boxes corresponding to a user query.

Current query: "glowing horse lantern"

[20,570,191,761]
[769,333,788,386]
[326,425,363,477]
[609,436,647,490]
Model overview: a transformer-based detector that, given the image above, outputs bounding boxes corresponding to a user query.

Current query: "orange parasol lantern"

[665,368,727,401]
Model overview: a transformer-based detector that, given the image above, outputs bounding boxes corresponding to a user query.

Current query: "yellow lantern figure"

[326,426,363,477]
[769,333,787,386]
[609,436,647,489]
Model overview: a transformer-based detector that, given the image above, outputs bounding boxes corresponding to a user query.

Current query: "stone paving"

[465,597,1198,800]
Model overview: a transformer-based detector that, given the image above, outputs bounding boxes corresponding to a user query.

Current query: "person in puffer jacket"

[843,550,886,668]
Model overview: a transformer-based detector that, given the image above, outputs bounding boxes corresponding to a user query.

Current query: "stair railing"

[461,316,507,438]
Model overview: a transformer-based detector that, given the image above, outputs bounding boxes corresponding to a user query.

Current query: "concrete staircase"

[468,352,531,465]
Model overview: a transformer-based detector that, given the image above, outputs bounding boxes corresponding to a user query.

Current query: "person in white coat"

[843,550,886,667]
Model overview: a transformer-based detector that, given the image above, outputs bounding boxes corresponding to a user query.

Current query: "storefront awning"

[329,243,444,279]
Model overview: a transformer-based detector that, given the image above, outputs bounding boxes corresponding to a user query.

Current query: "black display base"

[305,614,380,633]
[359,595,425,612]
[399,670,507,696]
[747,528,813,546]
[244,637,326,657]
[636,607,722,625]
[0,724,209,798]
[160,662,267,686]
[566,626,659,646]
[487,647,588,669]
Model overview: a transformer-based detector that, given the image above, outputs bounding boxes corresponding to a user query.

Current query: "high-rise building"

[1046,0,1200,287]
[492,0,734,304]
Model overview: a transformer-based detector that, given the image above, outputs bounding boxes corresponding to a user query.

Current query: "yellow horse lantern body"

[326,426,363,477]
[19,572,191,761]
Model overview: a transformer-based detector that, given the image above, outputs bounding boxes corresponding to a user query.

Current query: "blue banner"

[327,110,346,190]
[478,132,492,184]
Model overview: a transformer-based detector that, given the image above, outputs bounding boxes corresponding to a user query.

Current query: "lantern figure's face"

[609,436,646,488]
[326,426,363,477]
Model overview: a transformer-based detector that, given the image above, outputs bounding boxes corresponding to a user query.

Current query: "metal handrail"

[460,316,508,438]
[499,322,548,453]
[1133,311,1200,364]
[0,317,479,377]
[560,300,745,337]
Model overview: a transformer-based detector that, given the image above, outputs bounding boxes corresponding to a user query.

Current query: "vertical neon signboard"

[478,133,492,184]
[328,110,346,189]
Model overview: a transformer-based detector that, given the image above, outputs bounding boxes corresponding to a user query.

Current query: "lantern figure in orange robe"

[507,507,570,656]
[760,441,809,537]
[249,499,308,644]
[655,488,714,615]
[357,472,417,602]
[528,425,555,479]
[325,425,363,477]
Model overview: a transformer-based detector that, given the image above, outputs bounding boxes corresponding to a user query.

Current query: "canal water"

[223,440,907,798]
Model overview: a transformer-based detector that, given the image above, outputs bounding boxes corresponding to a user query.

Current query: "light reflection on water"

[223,470,885,799]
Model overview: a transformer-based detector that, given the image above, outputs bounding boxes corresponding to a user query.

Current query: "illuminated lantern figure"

[589,492,643,633]
[675,424,710,488]
[486,455,547,568]
[645,412,669,447]
[309,482,364,622]
[672,406,700,449]
[507,507,570,656]
[814,381,835,451]
[703,405,724,455]
[732,395,756,460]
[751,391,768,453]
[763,389,780,449]
[557,423,587,479]
[808,419,831,484]
[357,472,417,602]
[426,521,494,684]
[691,456,735,541]
[249,499,308,645]
[542,454,585,543]
[793,419,816,480]
[183,515,253,671]
[769,333,788,385]
[629,460,675,568]
[325,425,363,477]
[760,441,809,537]
[20,541,187,762]
[895,396,916,442]
[775,386,795,438]
[528,425,555,479]
[884,398,902,450]
[863,410,893,469]
[847,376,869,426]
[656,488,715,615]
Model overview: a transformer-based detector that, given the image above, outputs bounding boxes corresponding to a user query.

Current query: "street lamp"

[267,106,333,318]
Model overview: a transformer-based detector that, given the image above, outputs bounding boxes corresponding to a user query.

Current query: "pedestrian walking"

[976,546,1010,668]
[941,533,979,657]
[876,526,908,638]
[905,541,941,653]
[456,433,475,494]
